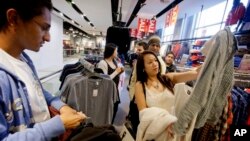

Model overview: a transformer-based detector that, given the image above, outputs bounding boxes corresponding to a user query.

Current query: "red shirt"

[225,3,246,26]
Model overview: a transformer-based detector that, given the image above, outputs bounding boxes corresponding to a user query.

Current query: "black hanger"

[88,72,103,79]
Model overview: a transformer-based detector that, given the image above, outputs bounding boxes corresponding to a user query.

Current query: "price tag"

[93,89,98,97]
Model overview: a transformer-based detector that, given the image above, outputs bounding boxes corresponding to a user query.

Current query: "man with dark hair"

[165,51,177,73]
[0,0,86,140]
[129,41,148,67]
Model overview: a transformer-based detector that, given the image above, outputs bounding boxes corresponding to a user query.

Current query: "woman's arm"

[134,82,147,111]
[166,65,202,84]
[97,60,108,74]
[97,60,120,79]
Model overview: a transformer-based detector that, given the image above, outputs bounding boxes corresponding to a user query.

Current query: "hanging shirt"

[60,77,119,126]
[225,3,246,26]
[243,1,250,22]
[0,49,50,123]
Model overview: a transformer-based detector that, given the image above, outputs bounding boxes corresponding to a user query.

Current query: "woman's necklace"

[152,81,159,89]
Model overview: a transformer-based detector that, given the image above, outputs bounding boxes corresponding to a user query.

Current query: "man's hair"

[137,41,148,50]
[166,51,175,59]
[0,0,53,31]
[104,43,118,59]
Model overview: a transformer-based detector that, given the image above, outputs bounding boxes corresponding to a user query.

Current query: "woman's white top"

[145,86,175,115]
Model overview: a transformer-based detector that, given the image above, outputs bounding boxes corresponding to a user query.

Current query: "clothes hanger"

[87,72,103,79]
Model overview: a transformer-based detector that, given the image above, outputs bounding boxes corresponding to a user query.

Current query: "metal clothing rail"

[162,36,212,43]
[39,70,62,82]
[162,31,250,43]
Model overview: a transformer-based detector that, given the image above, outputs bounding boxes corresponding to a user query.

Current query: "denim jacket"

[0,52,65,141]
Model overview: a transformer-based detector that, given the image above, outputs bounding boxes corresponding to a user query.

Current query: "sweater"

[136,107,177,141]
[0,52,65,141]
[173,28,237,135]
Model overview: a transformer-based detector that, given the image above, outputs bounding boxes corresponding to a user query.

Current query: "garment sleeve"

[97,60,119,79]
[0,112,65,141]
[43,89,66,111]
[97,60,108,75]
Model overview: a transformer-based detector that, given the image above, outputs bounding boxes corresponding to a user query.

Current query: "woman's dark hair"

[0,0,53,31]
[136,51,174,93]
[104,43,118,59]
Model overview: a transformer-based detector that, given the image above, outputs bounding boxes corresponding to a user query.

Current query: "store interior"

[27,0,250,140]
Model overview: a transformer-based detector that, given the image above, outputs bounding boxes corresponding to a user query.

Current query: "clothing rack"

[234,72,250,88]
[162,30,250,44]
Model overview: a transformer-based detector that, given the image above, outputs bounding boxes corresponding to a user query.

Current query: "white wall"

[25,13,64,73]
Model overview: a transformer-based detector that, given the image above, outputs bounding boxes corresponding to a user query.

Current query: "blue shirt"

[0,52,65,141]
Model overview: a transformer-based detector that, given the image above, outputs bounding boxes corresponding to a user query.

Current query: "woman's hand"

[166,123,175,139]
[194,64,202,75]
[116,67,124,74]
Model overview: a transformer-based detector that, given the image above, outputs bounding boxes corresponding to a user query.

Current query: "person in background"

[135,51,202,140]
[0,0,86,140]
[165,51,177,73]
[97,43,124,87]
[129,41,148,68]
[147,36,167,74]
[127,41,147,91]
[97,43,124,123]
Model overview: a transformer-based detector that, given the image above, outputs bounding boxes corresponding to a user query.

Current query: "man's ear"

[6,9,19,27]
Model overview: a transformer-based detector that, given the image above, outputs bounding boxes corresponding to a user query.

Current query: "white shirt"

[145,87,175,115]
[0,49,50,123]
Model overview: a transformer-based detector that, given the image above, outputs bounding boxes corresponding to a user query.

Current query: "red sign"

[148,19,157,33]
[130,28,137,38]
[136,30,143,39]
[171,6,178,25]
[165,5,179,27]
[138,18,149,32]
[165,10,172,27]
